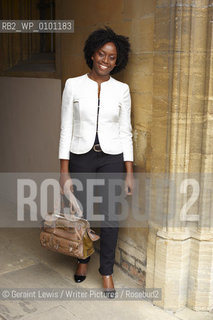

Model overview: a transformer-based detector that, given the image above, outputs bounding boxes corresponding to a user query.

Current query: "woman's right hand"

[59,172,74,195]
[59,172,82,216]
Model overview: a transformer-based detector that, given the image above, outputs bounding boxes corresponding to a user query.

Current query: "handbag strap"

[66,188,83,217]
[63,177,83,217]
[54,189,83,218]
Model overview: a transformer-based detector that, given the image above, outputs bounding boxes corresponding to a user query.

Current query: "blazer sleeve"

[119,83,134,162]
[58,79,73,160]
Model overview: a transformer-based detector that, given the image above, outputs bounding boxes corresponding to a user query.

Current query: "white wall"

[0,77,61,172]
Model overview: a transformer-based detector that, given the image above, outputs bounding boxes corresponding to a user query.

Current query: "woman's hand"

[59,172,74,194]
[59,172,83,216]
[125,172,134,195]
[124,161,134,195]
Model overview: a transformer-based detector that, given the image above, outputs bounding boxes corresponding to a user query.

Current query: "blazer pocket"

[73,100,80,121]
[73,122,81,137]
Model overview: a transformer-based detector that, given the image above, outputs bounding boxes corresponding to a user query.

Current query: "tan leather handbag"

[40,190,100,259]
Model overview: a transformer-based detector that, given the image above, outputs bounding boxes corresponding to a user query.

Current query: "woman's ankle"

[75,262,88,275]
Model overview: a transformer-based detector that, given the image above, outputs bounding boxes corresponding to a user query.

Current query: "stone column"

[146,0,213,311]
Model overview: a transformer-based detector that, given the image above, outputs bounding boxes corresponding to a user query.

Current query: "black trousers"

[68,135,125,276]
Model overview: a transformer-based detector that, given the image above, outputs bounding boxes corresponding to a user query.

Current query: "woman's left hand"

[125,172,134,195]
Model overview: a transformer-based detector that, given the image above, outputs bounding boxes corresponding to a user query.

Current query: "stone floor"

[0,227,212,320]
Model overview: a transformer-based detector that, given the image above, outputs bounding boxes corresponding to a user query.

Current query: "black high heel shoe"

[74,274,86,283]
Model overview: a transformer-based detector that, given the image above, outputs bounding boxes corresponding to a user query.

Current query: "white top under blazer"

[58,73,134,162]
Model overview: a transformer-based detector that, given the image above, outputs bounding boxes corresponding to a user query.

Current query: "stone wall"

[146,0,213,311]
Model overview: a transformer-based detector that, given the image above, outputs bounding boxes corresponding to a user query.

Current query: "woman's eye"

[99,52,104,57]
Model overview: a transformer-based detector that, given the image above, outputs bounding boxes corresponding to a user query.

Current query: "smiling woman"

[84,26,130,75]
[58,26,134,299]
[91,42,117,76]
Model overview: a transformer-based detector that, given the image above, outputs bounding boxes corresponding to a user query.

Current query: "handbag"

[40,187,100,259]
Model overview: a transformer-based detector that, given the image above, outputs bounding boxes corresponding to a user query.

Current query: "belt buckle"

[93,144,102,152]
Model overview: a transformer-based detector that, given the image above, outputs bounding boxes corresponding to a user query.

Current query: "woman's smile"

[98,63,109,70]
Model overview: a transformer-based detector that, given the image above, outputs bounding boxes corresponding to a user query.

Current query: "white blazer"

[58,73,133,162]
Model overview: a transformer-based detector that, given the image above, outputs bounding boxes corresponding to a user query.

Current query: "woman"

[58,26,134,298]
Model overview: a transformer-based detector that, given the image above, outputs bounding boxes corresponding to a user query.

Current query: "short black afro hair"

[83,26,131,75]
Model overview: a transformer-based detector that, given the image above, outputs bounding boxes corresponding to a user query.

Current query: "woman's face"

[91,42,117,76]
